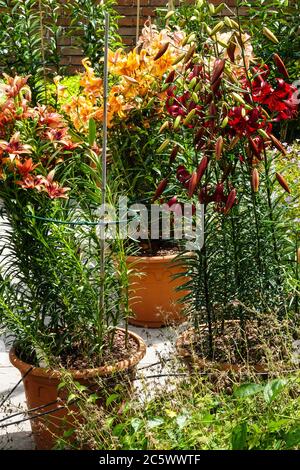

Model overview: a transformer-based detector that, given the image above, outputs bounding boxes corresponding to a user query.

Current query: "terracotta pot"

[9,328,146,450]
[127,253,190,328]
[176,325,268,373]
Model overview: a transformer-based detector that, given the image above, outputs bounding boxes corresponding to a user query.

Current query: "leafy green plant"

[55,371,300,450]
[0,0,65,104]
[154,4,298,356]
[0,75,132,366]
[67,0,122,73]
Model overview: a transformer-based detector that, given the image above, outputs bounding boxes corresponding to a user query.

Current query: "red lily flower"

[228,106,271,136]
[16,158,39,177]
[0,132,32,158]
[42,171,70,199]
[16,175,44,190]
[36,105,66,129]
[262,79,298,120]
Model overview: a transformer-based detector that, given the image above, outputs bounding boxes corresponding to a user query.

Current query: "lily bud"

[215,136,224,160]
[211,77,222,94]
[257,129,270,140]
[173,115,182,131]
[269,134,287,155]
[273,53,289,79]
[208,3,215,14]
[211,58,225,85]
[188,172,198,198]
[196,156,208,184]
[221,116,228,128]
[276,172,291,194]
[159,121,170,134]
[165,69,176,84]
[153,178,168,201]
[232,92,245,105]
[210,21,224,37]
[224,189,237,215]
[169,144,179,163]
[157,139,170,153]
[227,41,236,63]
[172,52,186,66]
[263,27,279,44]
[183,108,197,126]
[230,19,240,30]
[183,44,196,64]
[249,137,261,158]
[251,168,260,192]
[165,10,175,20]
[154,42,170,61]
[190,77,198,89]
[224,16,232,28]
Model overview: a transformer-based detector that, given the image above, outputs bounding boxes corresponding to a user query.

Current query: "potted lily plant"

[155,11,299,370]
[0,74,146,449]
[59,22,193,328]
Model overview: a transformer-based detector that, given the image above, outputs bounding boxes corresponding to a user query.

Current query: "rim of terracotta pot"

[176,324,268,373]
[9,328,147,380]
[127,252,193,264]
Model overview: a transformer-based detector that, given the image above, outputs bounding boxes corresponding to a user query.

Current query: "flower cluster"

[0,75,77,199]
[61,23,187,131]
[155,28,298,214]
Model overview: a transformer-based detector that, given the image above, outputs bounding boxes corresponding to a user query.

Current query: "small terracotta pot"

[176,325,268,373]
[127,253,190,328]
[9,328,146,450]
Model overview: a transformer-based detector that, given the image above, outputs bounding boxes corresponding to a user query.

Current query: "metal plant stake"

[98,12,109,349]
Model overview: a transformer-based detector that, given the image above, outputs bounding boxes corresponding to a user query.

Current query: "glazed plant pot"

[176,324,268,373]
[127,253,190,328]
[9,329,146,450]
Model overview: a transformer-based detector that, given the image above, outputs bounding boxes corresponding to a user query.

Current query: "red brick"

[119,16,145,26]
[61,47,82,56]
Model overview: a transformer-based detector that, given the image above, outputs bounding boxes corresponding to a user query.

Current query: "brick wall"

[115,0,237,46]
[61,0,237,71]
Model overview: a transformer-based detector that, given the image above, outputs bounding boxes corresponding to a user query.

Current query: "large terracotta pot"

[9,328,146,450]
[127,253,190,328]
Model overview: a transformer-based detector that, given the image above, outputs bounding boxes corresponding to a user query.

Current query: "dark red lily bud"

[211,77,222,94]
[167,196,178,207]
[154,42,169,61]
[188,172,198,198]
[169,144,179,163]
[273,53,289,79]
[269,134,287,155]
[153,178,168,201]
[194,128,205,149]
[209,102,217,117]
[205,93,213,106]
[183,44,196,64]
[165,69,176,84]
[215,136,224,160]
[213,183,226,203]
[192,64,202,77]
[196,156,209,184]
[224,188,237,214]
[211,58,225,85]
[227,41,236,63]
[248,137,261,159]
[198,186,208,204]
[276,173,291,194]
[251,168,259,192]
